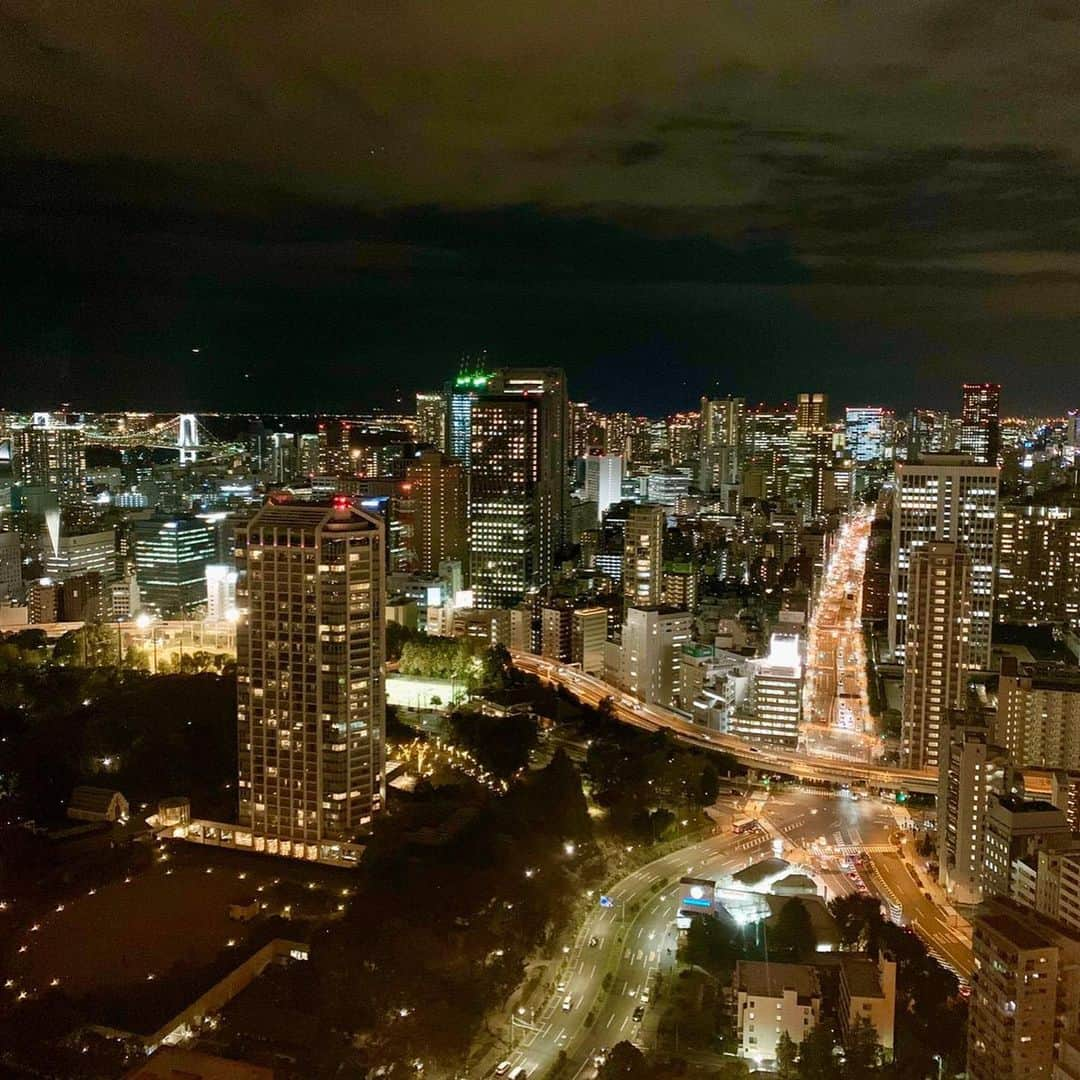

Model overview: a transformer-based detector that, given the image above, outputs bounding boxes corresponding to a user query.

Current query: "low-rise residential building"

[733,960,821,1067]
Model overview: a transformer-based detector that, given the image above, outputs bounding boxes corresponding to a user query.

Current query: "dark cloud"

[4,1,1080,412]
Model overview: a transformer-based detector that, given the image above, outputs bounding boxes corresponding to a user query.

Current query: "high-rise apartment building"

[130,514,216,615]
[959,382,1001,466]
[938,716,1008,904]
[744,405,796,499]
[623,504,665,607]
[968,898,1080,1080]
[297,433,319,478]
[982,796,1070,902]
[844,406,892,464]
[996,658,1080,770]
[405,450,467,577]
[901,543,972,769]
[997,504,1080,625]
[13,422,86,506]
[236,500,385,864]
[583,454,624,524]
[415,392,448,452]
[888,456,999,666]
[795,392,829,431]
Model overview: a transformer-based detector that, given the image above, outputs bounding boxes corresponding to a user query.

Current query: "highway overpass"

[511,651,938,797]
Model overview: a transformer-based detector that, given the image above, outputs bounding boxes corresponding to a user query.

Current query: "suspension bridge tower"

[177,414,200,464]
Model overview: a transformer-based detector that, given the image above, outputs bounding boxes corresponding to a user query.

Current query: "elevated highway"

[512,651,937,796]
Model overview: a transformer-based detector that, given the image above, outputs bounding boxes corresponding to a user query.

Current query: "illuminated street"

[802,509,879,763]
[470,788,931,1079]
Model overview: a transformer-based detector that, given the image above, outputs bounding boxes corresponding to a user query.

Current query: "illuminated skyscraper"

[996,503,1080,625]
[236,500,385,864]
[583,453,623,523]
[623,503,665,607]
[902,542,972,769]
[888,455,999,666]
[405,450,467,576]
[844,406,892,464]
[415,392,448,452]
[469,393,542,607]
[130,514,215,615]
[13,421,85,506]
[796,391,829,431]
[959,382,1001,466]
[699,396,745,488]
[447,361,493,468]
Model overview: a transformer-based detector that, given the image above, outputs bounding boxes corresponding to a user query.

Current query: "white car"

[495,1063,511,1077]
[562,995,573,1011]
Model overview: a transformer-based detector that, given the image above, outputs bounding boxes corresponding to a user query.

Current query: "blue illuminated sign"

[681,897,712,908]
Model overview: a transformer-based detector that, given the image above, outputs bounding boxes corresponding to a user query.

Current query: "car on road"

[632,1005,645,1022]
[495,1062,511,1076]
[562,995,573,1011]
[589,936,600,947]
[508,1067,527,1080]
[556,980,567,992]
[594,1049,608,1068]
[639,988,650,1004]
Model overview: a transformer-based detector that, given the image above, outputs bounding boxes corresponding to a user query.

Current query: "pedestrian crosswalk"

[835,843,896,854]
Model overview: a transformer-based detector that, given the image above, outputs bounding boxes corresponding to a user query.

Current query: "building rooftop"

[733,857,789,888]
[736,960,819,1000]
[979,910,1054,951]
[839,956,885,999]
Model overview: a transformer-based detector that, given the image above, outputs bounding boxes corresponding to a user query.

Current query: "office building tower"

[297,434,319,478]
[13,422,86,506]
[316,419,353,476]
[109,573,140,621]
[269,432,297,485]
[744,404,796,499]
[205,564,239,622]
[645,469,691,510]
[583,454,623,524]
[468,394,542,608]
[796,392,829,431]
[447,362,493,467]
[619,606,692,707]
[844,406,891,464]
[44,527,116,582]
[623,504,665,607]
[996,503,1080,625]
[405,450,467,576]
[571,607,607,675]
[901,543,972,769]
[938,717,1008,904]
[959,382,1002,466]
[888,456,999,666]
[968,898,1080,1080]
[130,514,216,615]
[415,392,448,452]
[996,658,1080,770]
[735,633,803,748]
[489,367,569,547]
[236,500,385,864]
[699,396,745,489]
[0,531,20,600]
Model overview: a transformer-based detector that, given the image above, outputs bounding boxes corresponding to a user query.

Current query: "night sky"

[4,2,1080,415]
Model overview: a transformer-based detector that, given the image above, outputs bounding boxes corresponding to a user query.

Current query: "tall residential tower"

[236,500,385,864]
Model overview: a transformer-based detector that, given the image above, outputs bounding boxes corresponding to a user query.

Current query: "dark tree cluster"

[283,749,597,1070]
[0,653,236,829]
[582,719,735,838]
